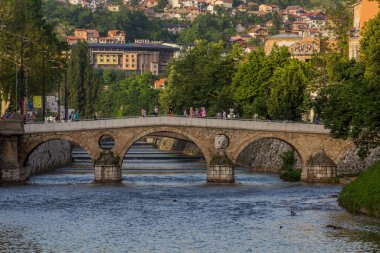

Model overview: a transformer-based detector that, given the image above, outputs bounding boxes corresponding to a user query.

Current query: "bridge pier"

[94,151,122,183]
[94,165,122,183]
[207,134,235,183]
[301,150,337,182]
[207,164,235,183]
[0,135,28,184]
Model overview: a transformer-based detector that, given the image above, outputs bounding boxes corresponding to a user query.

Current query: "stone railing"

[0,119,24,135]
[24,116,329,134]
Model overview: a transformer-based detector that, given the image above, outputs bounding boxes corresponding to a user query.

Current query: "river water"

[1,143,379,252]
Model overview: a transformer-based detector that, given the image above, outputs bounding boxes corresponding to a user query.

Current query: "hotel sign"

[134,39,163,44]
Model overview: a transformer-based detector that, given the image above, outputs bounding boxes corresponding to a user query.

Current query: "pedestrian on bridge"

[153,106,159,116]
[74,110,80,121]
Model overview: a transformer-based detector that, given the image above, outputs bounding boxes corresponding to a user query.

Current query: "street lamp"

[50,65,61,120]
[41,50,47,119]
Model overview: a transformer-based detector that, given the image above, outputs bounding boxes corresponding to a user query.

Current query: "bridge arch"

[232,133,305,166]
[21,134,97,168]
[118,126,212,166]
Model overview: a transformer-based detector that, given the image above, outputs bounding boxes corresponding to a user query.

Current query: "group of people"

[1,109,21,120]
[69,110,80,121]
[183,107,207,118]
[216,110,228,120]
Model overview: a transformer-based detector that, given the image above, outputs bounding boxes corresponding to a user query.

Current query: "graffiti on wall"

[290,42,319,55]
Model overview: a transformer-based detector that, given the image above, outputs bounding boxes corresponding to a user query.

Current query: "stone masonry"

[2,117,353,183]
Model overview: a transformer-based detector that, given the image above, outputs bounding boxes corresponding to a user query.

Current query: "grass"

[338,161,380,218]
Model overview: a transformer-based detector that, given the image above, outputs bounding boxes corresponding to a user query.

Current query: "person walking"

[222,110,227,120]
[189,107,194,118]
[69,111,74,121]
[74,110,80,121]
[141,108,147,117]
[168,107,173,116]
[153,106,159,117]
[183,108,188,117]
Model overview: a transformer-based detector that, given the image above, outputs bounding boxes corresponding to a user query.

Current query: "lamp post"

[50,66,60,120]
[64,51,68,121]
[41,50,47,119]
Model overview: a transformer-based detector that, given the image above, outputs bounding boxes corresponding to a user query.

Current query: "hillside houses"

[66,29,126,45]
[65,0,329,54]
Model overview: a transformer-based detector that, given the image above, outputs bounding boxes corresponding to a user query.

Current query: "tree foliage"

[0,0,64,111]
[316,13,380,157]
[159,41,238,116]
[96,73,159,117]
[231,46,309,120]
[67,41,101,118]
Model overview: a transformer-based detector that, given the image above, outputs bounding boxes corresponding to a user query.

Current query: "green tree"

[231,46,292,118]
[96,73,158,117]
[178,13,234,43]
[67,41,101,118]
[159,41,237,116]
[0,0,63,112]
[318,12,380,157]
[268,60,310,120]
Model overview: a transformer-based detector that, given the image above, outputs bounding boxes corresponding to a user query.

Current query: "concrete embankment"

[27,140,72,175]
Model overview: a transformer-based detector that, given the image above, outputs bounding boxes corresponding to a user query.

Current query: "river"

[0,143,379,252]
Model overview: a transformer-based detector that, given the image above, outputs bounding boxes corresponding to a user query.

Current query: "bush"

[338,161,380,218]
[280,170,301,182]
[280,150,301,182]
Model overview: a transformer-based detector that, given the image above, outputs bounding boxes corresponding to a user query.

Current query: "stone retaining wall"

[27,140,72,175]
[236,138,301,173]
[155,137,202,156]
[337,146,380,176]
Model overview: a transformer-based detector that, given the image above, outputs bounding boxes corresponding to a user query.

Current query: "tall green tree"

[0,0,63,111]
[159,41,238,115]
[318,12,380,157]
[231,46,295,118]
[268,60,310,120]
[67,41,100,118]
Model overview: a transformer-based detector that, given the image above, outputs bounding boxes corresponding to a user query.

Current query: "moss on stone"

[210,154,233,166]
[339,161,380,218]
[94,151,120,166]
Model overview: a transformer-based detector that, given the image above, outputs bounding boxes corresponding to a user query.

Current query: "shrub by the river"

[339,161,380,218]
[280,170,301,182]
[280,150,301,182]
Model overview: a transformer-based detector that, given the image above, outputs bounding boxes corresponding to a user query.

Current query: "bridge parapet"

[0,120,24,135]
[24,117,329,134]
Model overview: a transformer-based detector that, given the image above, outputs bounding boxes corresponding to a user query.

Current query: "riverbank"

[339,161,380,218]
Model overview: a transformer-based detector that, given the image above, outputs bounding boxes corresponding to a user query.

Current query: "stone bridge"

[0,117,352,184]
